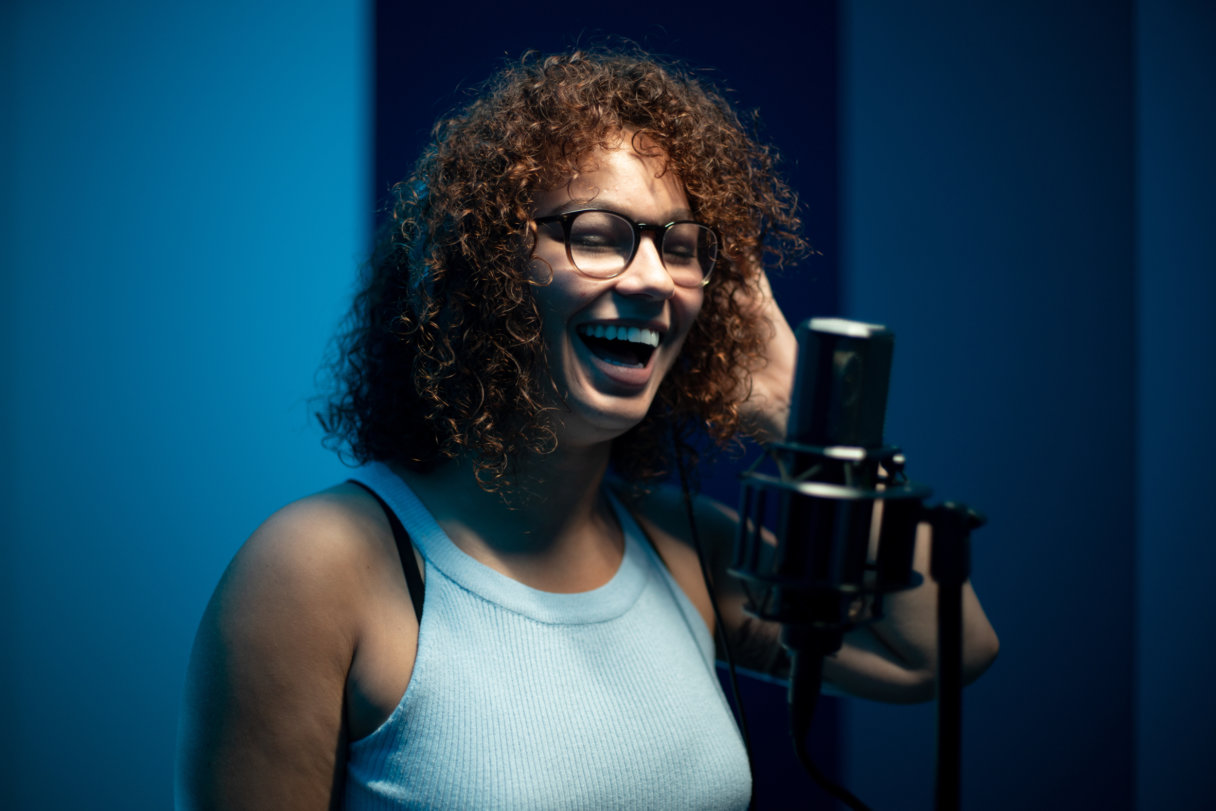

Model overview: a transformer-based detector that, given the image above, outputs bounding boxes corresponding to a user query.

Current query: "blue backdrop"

[3,1,1213,809]
[2,2,368,808]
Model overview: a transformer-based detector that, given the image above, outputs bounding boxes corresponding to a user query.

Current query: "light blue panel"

[0,1,369,807]
[840,3,1135,810]
[1136,2,1216,809]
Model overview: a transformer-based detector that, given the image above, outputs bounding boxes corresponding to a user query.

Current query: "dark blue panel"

[1136,2,1216,808]
[843,2,1136,810]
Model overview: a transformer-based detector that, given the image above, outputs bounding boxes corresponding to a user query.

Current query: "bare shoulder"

[224,484,391,606]
[176,483,396,810]
[199,484,394,654]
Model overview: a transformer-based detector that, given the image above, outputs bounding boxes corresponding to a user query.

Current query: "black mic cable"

[787,644,871,811]
[674,426,874,810]
[672,430,756,808]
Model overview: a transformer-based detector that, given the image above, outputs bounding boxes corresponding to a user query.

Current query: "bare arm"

[175,497,371,810]
[822,517,998,702]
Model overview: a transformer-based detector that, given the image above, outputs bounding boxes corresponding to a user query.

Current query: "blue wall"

[842,2,1213,809]
[1136,2,1216,808]
[841,3,1135,807]
[0,2,368,807]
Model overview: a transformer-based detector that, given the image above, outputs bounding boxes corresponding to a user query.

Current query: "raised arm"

[175,495,374,810]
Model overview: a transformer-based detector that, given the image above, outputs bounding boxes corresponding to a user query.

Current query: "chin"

[550,384,662,448]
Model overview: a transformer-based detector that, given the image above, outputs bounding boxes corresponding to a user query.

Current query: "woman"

[176,49,998,809]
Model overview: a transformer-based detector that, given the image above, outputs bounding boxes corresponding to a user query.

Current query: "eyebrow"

[537,201,698,222]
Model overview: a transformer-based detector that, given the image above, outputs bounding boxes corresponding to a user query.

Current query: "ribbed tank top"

[343,462,752,810]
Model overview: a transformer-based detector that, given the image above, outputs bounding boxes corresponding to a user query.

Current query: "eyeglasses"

[533,208,718,288]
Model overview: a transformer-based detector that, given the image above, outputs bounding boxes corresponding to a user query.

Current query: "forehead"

[532,134,690,218]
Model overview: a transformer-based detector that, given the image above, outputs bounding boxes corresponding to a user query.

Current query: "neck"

[392,441,622,591]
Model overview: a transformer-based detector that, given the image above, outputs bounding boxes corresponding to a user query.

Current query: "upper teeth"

[579,324,661,347]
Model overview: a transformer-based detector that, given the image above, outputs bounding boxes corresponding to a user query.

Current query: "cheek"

[531,277,596,333]
[670,291,706,358]
[679,288,705,328]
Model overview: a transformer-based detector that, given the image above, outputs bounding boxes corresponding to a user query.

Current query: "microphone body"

[778,318,895,651]
[786,317,893,449]
[732,317,922,649]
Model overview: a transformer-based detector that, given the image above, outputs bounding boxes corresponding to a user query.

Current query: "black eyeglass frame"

[533,208,719,287]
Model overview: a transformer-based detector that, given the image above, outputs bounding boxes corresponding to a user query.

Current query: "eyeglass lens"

[567,211,717,286]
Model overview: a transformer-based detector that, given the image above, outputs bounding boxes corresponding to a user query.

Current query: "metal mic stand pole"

[925,503,984,811]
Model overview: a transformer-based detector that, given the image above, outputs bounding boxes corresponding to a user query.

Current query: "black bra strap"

[348,480,425,621]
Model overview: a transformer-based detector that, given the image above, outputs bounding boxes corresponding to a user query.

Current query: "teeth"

[578,324,660,347]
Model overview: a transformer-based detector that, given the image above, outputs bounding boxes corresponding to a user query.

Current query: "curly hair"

[320,47,806,491]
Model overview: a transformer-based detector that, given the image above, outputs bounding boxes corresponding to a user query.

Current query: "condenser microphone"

[733,317,982,811]
[730,317,912,811]
[733,313,923,662]
[776,317,896,651]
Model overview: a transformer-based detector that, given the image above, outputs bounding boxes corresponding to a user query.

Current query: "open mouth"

[576,323,661,369]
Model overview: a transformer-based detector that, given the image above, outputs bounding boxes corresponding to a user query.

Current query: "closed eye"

[571,233,619,251]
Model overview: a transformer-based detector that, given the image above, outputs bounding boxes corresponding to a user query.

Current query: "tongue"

[582,335,647,368]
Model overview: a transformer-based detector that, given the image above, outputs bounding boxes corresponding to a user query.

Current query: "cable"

[673,434,756,807]
[787,648,873,811]
[674,434,874,810]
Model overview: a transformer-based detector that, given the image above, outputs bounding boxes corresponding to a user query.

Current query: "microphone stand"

[734,444,984,811]
[925,503,984,811]
[731,317,987,809]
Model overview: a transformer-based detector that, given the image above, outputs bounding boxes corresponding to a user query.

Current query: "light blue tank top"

[343,462,752,810]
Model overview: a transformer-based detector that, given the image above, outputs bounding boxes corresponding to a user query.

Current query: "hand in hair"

[734,265,799,443]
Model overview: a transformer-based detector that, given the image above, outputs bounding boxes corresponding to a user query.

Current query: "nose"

[615,233,676,300]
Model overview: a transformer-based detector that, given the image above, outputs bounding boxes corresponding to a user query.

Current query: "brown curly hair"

[320,47,805,491]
